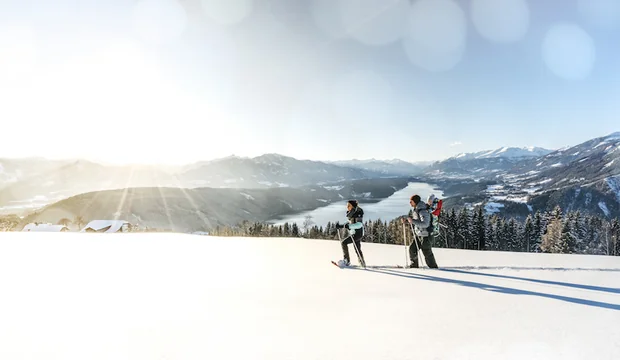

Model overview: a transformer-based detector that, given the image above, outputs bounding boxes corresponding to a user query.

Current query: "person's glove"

[335,222,344,229]
[344,223,350,229]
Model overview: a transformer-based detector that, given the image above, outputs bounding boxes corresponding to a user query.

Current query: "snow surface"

[484,201,505,214]
[606,177,620,203]
[21,223,68,232]
[594,141,608,149]
[240,192,255,201]
[0,233,620,359]
[604,160,615,168]
[80,220,129,233]
[0,233,619,360]
[598,201,611,217]
[323,185,345,191]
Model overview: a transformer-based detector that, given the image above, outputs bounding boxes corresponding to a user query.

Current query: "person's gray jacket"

[408,202,431,237]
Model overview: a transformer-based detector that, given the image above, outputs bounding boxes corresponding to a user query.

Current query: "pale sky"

[1,0,619,165]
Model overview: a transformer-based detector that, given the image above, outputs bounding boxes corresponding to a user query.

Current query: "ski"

[331,261,404,269]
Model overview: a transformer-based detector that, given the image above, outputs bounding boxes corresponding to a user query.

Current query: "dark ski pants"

[342,232,365,266]
[409,235,438,268]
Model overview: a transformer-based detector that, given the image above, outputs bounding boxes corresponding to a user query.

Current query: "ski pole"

[337,227,365,268]
[410,223,425,268]
[349,228,366,268]
[402,221,409,268]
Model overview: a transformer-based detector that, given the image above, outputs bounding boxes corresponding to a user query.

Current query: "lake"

[269,182,444,227]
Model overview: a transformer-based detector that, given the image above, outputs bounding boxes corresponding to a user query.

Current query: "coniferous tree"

[611,219,620,256]
[499,218,511,251]
[507,218,521,251]
[485,215,500,251]
[541,218,562,253]
[551,205,563,221]
[523,215,534,252]
[455,208,470,249]
[531,210,543,252]
[472,207,486,250]
[291,223,299,237]
[445,208,457,248]
[570,211,587,253]
[558,219,576,254]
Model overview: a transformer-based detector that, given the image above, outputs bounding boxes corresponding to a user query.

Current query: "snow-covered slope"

[1,233,618,359]
[329,158,428,175]
[177,153,388,188]
[452,146,553,161]
[427,147,554,179]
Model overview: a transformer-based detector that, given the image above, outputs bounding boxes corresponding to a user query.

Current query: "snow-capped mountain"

[452,147,553,161]
[0,154,407,213]
[0,158,71,187]
[177,153,390,188]
[329,158,428,175]
[441,132,620,219]
[0,160,180,213]
[427,147,554,178]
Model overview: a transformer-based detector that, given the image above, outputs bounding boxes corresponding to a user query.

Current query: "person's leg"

[408,238,421,268]
[421,236,438,268]
[341,236,353,264]
[353,232,365,267]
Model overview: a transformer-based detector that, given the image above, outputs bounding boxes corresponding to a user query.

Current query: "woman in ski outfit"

[335,199,366,267]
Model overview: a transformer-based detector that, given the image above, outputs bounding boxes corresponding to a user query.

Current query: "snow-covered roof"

[22,223,68,232]
[80,220,129,233]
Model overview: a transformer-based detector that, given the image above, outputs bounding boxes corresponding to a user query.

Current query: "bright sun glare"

[0,4,235,166]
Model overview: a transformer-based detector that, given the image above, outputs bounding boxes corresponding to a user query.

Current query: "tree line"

[210,206,620,256]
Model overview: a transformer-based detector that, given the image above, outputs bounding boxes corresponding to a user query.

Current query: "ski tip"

[331,260,343,268]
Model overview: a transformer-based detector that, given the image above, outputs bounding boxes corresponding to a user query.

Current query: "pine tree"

[558,219,576,254]
[291,223,299,237]
[611,219,620,256]
[523,215,534,252]
[500,218,511,251]
[532,210,543,252]
[541,218,562,253]
[570,211,587,253]
[485,215,500,251]
[551,205,563,221]
[444,208,457,248]
[456,208,472,249]
[472,207,486,250]
[507,218,521,251]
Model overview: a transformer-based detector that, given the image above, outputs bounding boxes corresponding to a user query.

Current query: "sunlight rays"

[114,165,135,221]
[171,175,213,231]
[155,171,176,231]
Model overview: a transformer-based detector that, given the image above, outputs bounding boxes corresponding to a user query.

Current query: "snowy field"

[1,232,619,360]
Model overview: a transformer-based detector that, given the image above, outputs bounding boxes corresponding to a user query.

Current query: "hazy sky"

[1,0,619,165]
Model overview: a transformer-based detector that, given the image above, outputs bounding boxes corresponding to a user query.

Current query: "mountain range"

[3,132,620,227]
[430,133,620,220]
[21,177,413,232]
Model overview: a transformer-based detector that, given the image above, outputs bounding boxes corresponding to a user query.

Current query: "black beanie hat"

[347,199,358,208]
[410,194,421,204]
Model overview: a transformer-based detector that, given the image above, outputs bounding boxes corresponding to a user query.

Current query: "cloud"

[450,141,463,147]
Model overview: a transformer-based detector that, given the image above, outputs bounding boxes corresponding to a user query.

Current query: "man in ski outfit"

[404,194,438,268]
[335,199,366,267]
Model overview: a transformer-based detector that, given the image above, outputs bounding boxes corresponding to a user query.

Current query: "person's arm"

[346,222,363,230]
